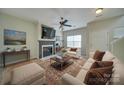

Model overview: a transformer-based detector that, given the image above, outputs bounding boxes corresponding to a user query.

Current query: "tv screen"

[41,25,56,39]
[4,29,26,45]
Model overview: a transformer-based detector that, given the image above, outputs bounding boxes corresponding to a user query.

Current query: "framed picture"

[4,29,26,45]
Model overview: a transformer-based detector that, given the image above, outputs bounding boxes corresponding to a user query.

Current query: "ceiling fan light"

[96,8,103,14]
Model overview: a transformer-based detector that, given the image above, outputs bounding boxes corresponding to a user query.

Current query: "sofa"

[1,63,46,85]
[64,48,80,58]
[62,51,124,85]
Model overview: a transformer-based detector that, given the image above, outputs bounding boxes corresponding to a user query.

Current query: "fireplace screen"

[42,46,53,57]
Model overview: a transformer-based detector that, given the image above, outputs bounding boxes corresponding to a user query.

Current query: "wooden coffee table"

[50,56,73,70]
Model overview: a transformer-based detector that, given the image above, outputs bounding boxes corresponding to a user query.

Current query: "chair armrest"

[61,73,85,85]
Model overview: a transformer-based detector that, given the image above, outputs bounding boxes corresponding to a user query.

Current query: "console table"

[2,50,30,67]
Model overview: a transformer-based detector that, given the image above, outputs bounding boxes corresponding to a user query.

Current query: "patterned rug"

[1,57,86,85]
[37,57,86,85]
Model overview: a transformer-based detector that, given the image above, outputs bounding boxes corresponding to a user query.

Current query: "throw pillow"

[84,66,113,85]
[93,50,105,61]
[70,48,77,52]
[97,61,113,67]
[90,61,113,69]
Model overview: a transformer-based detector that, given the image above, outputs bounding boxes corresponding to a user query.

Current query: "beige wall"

[63,16,124,56]
[0,13,124,65]
[87,15,124,52]
[0,13,38,65]
[63,27,88,56]
[112,37,124,62]
[63,15,124,60]
[87,15,124,62]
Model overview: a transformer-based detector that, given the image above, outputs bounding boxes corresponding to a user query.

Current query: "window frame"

[67,35,81,48]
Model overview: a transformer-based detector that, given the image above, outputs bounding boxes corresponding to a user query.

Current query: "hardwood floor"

[5,58,37,68]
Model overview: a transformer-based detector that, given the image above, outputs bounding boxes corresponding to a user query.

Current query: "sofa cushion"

[84,66,113,85]
[67,51,76,55]
[87,58,95,63]
[102,51,115,61]
[11,63,45,84]
[62,73,85,85]
[82,58,95,70]
[93,50,105,61]
[76,69,88,82]
[76,58,95,83]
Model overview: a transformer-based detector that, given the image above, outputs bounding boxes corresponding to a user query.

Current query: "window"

[67,35,81,48]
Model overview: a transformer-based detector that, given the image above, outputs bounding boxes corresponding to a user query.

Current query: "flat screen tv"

[4,29,26,45]
[41,25,56,39]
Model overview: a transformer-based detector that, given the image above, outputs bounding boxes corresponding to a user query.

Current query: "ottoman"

[1,63,45,85]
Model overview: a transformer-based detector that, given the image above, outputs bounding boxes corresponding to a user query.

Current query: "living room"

[0,8,124,85]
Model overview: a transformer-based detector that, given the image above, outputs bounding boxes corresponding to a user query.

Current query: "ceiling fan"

[59,17,72,30]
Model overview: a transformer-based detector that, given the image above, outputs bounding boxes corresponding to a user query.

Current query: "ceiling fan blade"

[63,24,72,27]
[63,20,68,24]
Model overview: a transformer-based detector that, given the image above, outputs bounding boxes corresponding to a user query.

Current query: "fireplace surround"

[39,40,55,58]
[42,45,53,58]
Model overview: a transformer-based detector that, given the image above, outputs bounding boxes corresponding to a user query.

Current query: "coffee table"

[50,56,73,70]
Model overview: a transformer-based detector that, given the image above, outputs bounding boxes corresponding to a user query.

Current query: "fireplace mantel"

[38,39,55,42]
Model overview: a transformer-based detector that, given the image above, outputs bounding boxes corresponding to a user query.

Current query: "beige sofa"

[64,48,80,58]
[62,51,124,85]
[1,63,45,85]
[62,58,95,85]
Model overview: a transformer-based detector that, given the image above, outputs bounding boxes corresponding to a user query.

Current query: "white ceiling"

[0,8,124,31]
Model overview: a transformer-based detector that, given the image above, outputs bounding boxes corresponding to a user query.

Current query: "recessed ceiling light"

[96,8,103,15]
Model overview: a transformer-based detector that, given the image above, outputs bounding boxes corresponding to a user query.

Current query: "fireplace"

[39,40,55,58]
[42,45,53,58]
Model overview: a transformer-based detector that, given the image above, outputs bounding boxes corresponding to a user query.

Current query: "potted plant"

[22,46,27,50]
[5,47,11,52]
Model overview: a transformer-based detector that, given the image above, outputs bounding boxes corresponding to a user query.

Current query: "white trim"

[38,39,55,41]
[42,45,53,58]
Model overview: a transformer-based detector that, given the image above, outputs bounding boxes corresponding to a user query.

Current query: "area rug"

[1,57,86,85]
[37,57,86,85]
